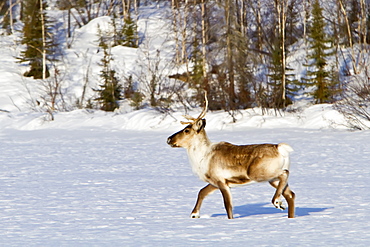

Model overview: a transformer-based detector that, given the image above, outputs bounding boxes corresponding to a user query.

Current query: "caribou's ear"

[193,119,206,133]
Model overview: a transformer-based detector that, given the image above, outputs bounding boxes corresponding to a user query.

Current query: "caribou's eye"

[184,129,190,134]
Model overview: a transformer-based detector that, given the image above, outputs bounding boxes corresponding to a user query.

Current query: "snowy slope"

[0,102,350,132]
[0,2,367,131]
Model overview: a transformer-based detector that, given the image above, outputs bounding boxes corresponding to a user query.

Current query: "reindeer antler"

[181,92,208,125]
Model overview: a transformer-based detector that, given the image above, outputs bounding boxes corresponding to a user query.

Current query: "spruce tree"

[120,13,138,48]
[19,0,52,79]
[189,38,206,105]
[267,40,298,109]
[303,0,336,104]
[95,36,122,112]
[267,42,283,108]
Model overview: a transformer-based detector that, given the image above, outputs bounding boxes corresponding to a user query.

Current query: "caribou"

[167,95,295,219]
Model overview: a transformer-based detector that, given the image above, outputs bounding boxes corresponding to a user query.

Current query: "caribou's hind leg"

[269,170,295,218]
[282,185,295,218]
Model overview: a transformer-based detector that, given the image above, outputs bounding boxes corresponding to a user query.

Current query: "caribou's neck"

[186,130,212,181]
[187,130,211,152]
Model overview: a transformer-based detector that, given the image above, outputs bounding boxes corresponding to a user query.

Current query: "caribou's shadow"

[211,203,330,218]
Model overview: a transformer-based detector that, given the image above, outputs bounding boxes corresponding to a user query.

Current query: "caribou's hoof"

[273,199,286,210]
[190,213,200,218]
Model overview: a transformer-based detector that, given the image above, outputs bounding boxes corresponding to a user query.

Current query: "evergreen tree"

[267,40,298,109]
[111,14,122,47]
[285,0,303,46]
[189,38,205,104]
[19,0,53,79]
[120,14,138,48]
[95,36,122,112]
[267,42,285,108]
[303,0,337,104]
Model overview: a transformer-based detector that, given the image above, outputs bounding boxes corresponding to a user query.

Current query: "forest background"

[1,0,370,129]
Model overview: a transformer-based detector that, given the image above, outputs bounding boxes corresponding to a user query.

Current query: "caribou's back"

[207,142,291,186]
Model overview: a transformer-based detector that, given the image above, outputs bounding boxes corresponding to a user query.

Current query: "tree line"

[1,0,370,127]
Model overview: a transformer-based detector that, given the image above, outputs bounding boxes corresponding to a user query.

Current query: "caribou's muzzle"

[167,136,179,148]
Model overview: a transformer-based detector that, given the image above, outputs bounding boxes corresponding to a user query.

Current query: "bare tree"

[171,0,181,64]
[137,35,176,110]
[335,68,370,130]
[35,63,69,120]
[338,0,358,74]
[275,0,287,108]
[1,0,21,34]
[39,0,47,80]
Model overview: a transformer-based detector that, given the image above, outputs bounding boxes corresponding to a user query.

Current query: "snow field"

[0,128,369,246]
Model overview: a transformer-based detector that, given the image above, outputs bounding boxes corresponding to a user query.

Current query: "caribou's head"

[167,94,208,148]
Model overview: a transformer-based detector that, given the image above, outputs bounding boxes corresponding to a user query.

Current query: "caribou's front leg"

[217,181,234,219]
[191,184,217,218]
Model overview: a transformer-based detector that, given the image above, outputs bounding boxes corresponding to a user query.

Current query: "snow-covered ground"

[1,123,370,246]
[1,2,370,245]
